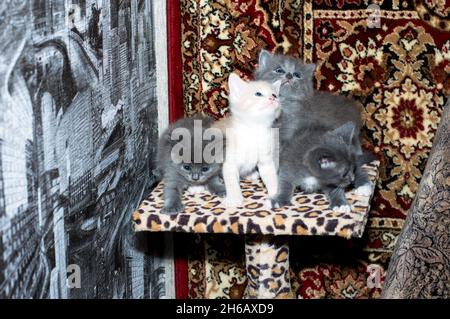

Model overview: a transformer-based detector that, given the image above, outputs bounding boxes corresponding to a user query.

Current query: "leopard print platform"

[133,161,380,239]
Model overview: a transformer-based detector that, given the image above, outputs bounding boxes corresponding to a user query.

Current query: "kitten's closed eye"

[342,169,355,182]
[293,72,302,78]
[342,169,351,178]
[275,67,285,74]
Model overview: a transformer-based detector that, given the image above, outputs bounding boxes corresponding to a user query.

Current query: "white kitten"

[214,73,281,207]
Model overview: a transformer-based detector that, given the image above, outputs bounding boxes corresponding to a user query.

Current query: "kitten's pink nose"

[269,99,279,108]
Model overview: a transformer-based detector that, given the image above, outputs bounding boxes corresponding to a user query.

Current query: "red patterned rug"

[175,0,450,298]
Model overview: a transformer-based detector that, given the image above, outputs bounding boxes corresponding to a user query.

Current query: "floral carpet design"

[179,0,449,298]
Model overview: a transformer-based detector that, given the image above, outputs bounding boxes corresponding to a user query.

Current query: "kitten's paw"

[267,197,291,209]
[187,185,206,194]
[244,171,260,181]
[223,195,244,207]
[265,199,276,209]
[301,177,320,194]
[210,186,226,198]
[354,183,372,196]
[331,204,351,213]
[161,202,184,215]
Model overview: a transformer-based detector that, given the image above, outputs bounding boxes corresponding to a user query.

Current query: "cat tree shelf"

[133,161,380,298]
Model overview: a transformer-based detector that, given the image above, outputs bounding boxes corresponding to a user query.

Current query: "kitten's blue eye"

[293,72,301,78]
[201,166,209,172]
[183,165,191,171]
[275,67,285,74]
[255,92,263,97]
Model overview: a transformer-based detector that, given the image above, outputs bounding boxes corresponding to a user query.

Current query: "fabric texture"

[382,99,450,298]
[179,0,450,298]
[0,0,171,299]
[133,162,378,237]
[244,235,293,299]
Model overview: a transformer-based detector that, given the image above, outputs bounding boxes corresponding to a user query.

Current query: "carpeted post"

[244,235,294,299]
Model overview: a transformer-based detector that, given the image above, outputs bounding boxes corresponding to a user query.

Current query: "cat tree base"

[132,161,380,299]
[244,235,293,299]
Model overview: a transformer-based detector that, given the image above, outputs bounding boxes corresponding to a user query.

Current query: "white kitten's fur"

[214,73,281,207]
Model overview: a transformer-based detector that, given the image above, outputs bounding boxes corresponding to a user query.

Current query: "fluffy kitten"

[254,50,363,152]
[157,115,225,215]
[270,122,372,212]
[213,73,281,207]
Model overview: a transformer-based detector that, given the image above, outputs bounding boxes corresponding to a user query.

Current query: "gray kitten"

[254,50,363,152]
[157,115,225,215]
[270,122,372,212]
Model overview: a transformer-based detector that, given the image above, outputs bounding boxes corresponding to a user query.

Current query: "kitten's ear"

[272,80,282,96]
[328,122,356,144]
[318,156,337,169]
[259,49,272,69]
[159,126,173,144]
[228,73,247,97]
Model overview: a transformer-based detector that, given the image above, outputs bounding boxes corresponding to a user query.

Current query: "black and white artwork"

[0,0,172,298]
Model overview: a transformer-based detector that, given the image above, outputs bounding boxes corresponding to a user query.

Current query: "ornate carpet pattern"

[180,0,450,298]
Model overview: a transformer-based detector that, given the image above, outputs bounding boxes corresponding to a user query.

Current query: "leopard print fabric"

[244,235,294,299]
[133,162,380,239]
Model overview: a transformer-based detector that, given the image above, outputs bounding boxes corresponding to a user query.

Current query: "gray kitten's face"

[175,162,221,184]
[254,50,316,97]
[308,146,356,188]
[170,137,223,184]
[306,122,358,188]
[162,115,224,185]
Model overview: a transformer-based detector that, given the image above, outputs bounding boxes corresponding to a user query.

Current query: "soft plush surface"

[133,162,379,238]
[244,235,293,299]
[179,0,449,299]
